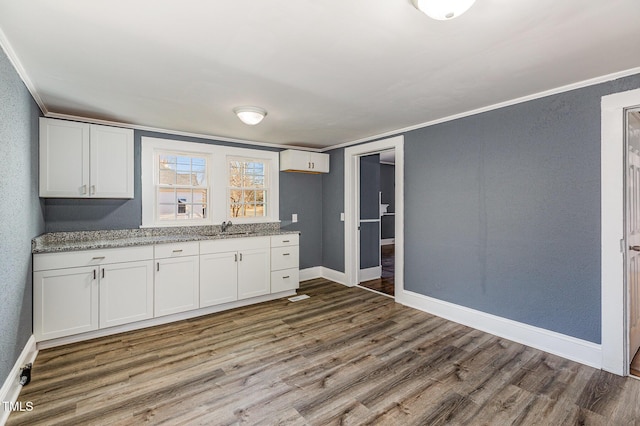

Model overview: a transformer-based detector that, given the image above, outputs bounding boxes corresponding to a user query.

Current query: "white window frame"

[227,156,270,222]
[141,137,279,227]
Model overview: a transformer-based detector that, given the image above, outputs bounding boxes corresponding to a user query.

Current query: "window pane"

[177,189,192,204]
[193,189,207,204]
[229,189,242,204]
[193,204,207,219]
[159,169,175,185]
[158,188,175,204]
[158,204,175,221]
[255,204,265,216]
[230,204,243,218]
[243,190,256,203]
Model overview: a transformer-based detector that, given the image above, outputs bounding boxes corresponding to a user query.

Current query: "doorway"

[358,150,396,297]
[344,136,404,301]
[627,109,640,376]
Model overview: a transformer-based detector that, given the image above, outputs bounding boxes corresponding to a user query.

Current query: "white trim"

[359,219,380,223]
[381,238,395,246]
[359,266,381,282]
[0,336,38,425]
[601,88,640,375]
[323,67,640,153]
[299,266,322,281]
[141,137,279,228]
[400,290,602,369]
[0,28,47,115]
[345,136,404,298]
[36,290,294,349]
[320,267,347,286]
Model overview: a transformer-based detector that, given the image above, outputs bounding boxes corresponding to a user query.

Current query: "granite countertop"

[32,223,299,254]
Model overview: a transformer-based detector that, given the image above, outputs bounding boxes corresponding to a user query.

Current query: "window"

[141,137,279,227]
[228,158,268,218]
[156,152,209,222]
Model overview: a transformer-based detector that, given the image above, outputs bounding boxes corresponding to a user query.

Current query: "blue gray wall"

[0,47,45,385]
[380,163,395,239]
[322,149,345,271]
[44,130,324,268]
[360,154,380,269]
[317,73,640,344]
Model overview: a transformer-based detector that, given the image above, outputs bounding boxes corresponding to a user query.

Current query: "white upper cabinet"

[280,149,329,173]
[39,117,134,198]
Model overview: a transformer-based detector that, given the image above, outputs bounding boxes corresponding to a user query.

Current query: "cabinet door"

[34,266,98,341]
[271,269,300,293]
[99,260,154,328]
[90,124,134,198]
[39,118,90,197]
[237,248,270,300]
[155,256,199,317]
[200,251,238,308]
[309,152,330,173]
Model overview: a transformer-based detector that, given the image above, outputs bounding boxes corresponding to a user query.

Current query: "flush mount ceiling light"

[412,0,476,20]
[233,106,267,125]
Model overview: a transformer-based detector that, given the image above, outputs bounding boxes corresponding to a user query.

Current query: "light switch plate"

[292,213,298,223]
[340,212,345,221]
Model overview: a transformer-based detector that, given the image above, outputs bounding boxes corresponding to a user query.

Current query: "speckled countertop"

[32,223,299,254]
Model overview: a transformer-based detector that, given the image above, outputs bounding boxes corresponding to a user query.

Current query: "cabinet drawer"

[270,234,299,248]
[154,241,199,259]
[200,236,269,255]
[271,246,299,271]
[34,245,154,272]
[271,268,299,293]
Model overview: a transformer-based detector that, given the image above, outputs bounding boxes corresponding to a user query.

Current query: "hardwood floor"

[9,279,640,425]
[359,244,394,297]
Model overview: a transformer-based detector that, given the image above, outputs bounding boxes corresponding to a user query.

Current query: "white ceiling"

[1,0,639,149]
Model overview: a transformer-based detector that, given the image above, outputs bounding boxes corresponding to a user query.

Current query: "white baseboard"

[359,266,381,282]
[299,266,322,281]
[397,290,602,369]
[1,335,38,425]
[381,238,394,245]
[320,267,348,286]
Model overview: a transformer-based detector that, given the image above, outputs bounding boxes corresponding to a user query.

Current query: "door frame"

[601,88,640,375]
[344,136,404,299]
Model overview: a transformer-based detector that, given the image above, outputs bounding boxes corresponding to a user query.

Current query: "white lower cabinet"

[270,234,300,293]
[99,260,154,328]
[33,246,154,341]
[199,251,238,307]
[34,266,98,341]
[200,237,271,305]
[154,242,200,317]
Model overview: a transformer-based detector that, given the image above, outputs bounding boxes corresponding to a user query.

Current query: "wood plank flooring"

[359,244,395,297]
[8,279,640,425]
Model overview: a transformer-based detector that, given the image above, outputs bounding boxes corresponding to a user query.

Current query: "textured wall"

[404,74,640,344]
[279,172,323,269]
[322,148,345,272]
[0,47,45,384]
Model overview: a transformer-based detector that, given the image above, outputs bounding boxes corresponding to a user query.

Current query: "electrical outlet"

[292,214,298,223]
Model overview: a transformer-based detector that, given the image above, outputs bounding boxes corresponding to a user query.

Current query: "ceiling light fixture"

[233,106,267,125]
[412,0,476,20]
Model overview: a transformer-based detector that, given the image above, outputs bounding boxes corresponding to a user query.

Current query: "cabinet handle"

[82,185,88,195]
[172,249,183,253]
[283,253,290,256]
[101,268,105,278]
[91,185,96,195]
[157,262,160,272]
[234,253,238,262]
[93,269,96,280]
[311,162,315,169]
[282,240,290,243]
[283,275,290,279]
[239,253,243,261]
[92,256,106,260]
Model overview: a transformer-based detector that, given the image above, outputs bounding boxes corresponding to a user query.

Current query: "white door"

[628,110,640,361]
[238,248,270,300]
[99,260,154,328]
[155,256,199,317]
[200,251,238,307]
[33,266,98,341]
[90,124,134,198]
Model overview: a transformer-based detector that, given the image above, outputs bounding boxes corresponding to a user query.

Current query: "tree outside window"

[228,158,267,218]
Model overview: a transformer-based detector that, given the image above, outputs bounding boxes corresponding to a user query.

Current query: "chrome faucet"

[221,221,233,232]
